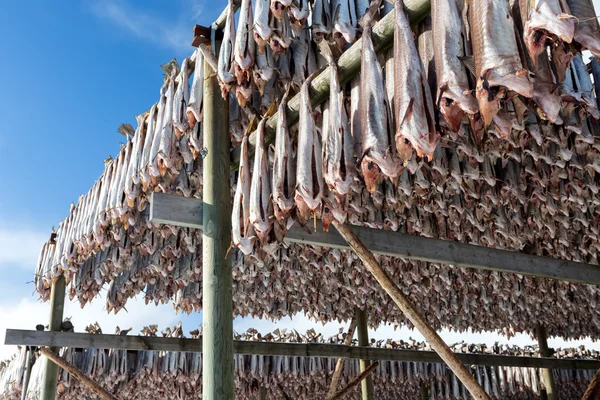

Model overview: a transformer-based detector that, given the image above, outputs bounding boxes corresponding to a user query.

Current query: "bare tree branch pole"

[331,221,490,400]
[39,348,119,400]
[329,361,380,400]
[326,317,358,398]
[582,368,600,400]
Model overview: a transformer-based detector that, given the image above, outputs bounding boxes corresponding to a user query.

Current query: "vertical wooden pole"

[259,385,267,400]
[202,50,233,399]
[536,325,556,400]
[20,347,33,400]
[40,276,66,400]
[355,307,374,400]
[420,383,428,400]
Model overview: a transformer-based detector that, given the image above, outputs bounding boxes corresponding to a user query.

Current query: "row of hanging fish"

[2,327,599,399]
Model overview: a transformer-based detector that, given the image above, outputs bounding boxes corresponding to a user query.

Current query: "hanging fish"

[567,0,600,56]
[332,0,358,49]
[173,58,190,139]
[360,0,401,193]
[432,0,478,132]
[394,3,438,161]
[271,0,292,20]
[156,67,177,177]
[124,113,147,208]
[270,12,293,58]
[218,0,236,97]
[272,88,296,234]
[250,118,274,245]
[187,48,204,130]
[321,43,356,201]
[253,46,276,96]
[532,52,562,123]
[312,0,332,43]
[148,82,168,183]
[234,0,256,86]
[295,75,323,223]
[288,0,310,36]
[254,0,273,53]
[522,0,575,61]
[232,132,255,255]
[291,27,317,89]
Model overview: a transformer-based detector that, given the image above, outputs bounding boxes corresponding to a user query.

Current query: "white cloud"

[0,228,48,269]
[90,0,200,54]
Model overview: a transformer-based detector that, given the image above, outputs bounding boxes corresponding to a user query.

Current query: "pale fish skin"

[470,0,533,126]
[291,27,317,89]
[140,104,158,191]
[360,1,401,193]
[173,57,190,138]
[295,75,323,222]
[432,0,478,132]
[532,52,562,123]
[156,70,176,177]
[234,0,255,86]
[566,0,600,56]
[523,0,574,60]
[253,46,276,96]
[249,118,274,245]
[312,0,332,43]
[254,0,273,54]
[272,88,296,232]
[232,133,255,255]
[321,43,356,201]
[186,48,204,130]
[270,12,293,58]
[124,113,147,207]
[332,0,358,49]
[217,0,236,97]
[288,0,310,36]
[148,83,168,181]
[271,0,292,20]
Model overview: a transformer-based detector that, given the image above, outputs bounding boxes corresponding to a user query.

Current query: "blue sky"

[1,0,600,359]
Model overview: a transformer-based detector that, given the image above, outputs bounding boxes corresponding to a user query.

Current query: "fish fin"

[319,41,335,64]
[358,0,381,28]
[458,55,476,77]
[400,98,415,126]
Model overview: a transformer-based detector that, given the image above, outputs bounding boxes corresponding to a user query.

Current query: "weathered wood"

[355,308,374,400]
[331,221,490,400]
[229,0,431,170]
[8,330,600,370]
[536,325,557,400]
[581,368,600,400]
[149,192,203,229]
[326,317,358,398]
[420,384,429,400]
[40,348,118,400]
[40,276,65,400]
[329,361,379,400]
[20,347,34,400]
[202,49,234,400]
[148,193,600,285]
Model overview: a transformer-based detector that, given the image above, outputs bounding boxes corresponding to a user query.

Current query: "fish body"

[253,46,276,95]
[322,43,356,200]
[360,2,401,192]
[532,52,562,123]
[470,0,533,126]
[271,0,292,20]
[124,114,147,207]
[312,0,332,43]
[234,0,256,86]
[173,58,190,139]
[157,70,177,177]
[288,0,310,35]
[187,48,204,129]
[232,134,255,255]
[270,13,293,58]
[249,118,274,245]
[295,75,323,221]
[254,0,273,53]
[291,28,317,89]
[332,0,358,49]
[272,89,296,233]
[432,0,478,132]
[394,3,438,161]
[567,0,600,56]
[523,0,575,60]
[148,84,167,180]
[218,0,236,97]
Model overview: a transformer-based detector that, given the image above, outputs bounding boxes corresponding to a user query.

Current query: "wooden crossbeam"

[148,193,600,285]
[6,330,600,370]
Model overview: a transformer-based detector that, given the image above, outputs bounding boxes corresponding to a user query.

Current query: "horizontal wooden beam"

[6,330,600,370]
[148,193,600,285]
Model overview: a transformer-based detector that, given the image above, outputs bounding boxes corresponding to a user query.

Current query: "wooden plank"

[40,348,119,400]
[536,325,557,400]
[332,221,490,400]
[229,0,431,170]
[202,47,234,400]
[326,318,358,398]
[355,308,374,400]
[8,330,600,370]
[149,192,203,229]
[329,361,379,400]
[40,276,65,400]
[148,193,600,285]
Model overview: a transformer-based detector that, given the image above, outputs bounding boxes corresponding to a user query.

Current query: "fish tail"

[359,0,381,28]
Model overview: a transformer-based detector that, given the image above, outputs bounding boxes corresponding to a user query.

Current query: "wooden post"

[329,361,379,400]
[536,325,556,400]
[326,317,358,398]
[420,383,428,400]
[40,347,118,400]
[20,347,34,400]
[40,276,66,400]
[202,46,233,399]
[582,368,600,400]
[355,307,374,400]
[331,221,490,400]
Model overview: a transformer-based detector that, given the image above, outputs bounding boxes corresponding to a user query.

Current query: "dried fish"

[218,0,236,97]
[567,0,600,56]
[360,1,401,192]
[288,0,310,36]
[255,0,273,53]
[523,0,575,60]
[432,0,478,132]
[470,0,533,125]
[250,118,274,245]
[312,0,332,43]
[187,48,204,129]
[270,12,293,58]
[156,68,177,177]
[332,0,358,49]
[173,57,190,138]
[291,27,317,89]
[234,0,256,87]
[232,133,255,255]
